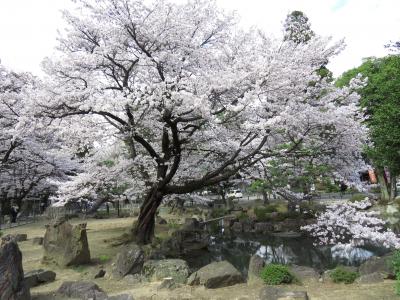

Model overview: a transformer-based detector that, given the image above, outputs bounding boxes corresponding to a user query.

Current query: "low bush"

[349,193,367,203]
[254,205,277,222]
[237,211,249,221]
[253,207,270,222]
[265,204,278,213]
[260,264,294,285]
[329,267,358,284]
[210,208,228,218]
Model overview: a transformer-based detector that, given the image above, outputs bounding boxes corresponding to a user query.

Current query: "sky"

[0,0,399,77]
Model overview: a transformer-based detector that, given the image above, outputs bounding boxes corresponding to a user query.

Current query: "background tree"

[31,0,366,244]
[283,10,315,44]
[0,62,74,220]
[336,55,400,201]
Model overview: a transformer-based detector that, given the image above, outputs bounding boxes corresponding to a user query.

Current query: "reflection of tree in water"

[205,234,385,275]
[330,244,375,265]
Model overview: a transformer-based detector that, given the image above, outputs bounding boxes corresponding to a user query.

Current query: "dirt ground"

[3,217,399,300]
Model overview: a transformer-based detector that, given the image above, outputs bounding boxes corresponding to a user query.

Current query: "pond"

[184,233,390,275]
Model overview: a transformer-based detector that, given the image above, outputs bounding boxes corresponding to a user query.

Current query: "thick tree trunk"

[262,190,269,205]
[377,169,390,202]
[134,188,163,245]
[390,175,397,201]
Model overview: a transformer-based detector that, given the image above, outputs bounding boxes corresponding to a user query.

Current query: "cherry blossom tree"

[302,199,400,249]
[31,0,367,244]
[0,63,74,218]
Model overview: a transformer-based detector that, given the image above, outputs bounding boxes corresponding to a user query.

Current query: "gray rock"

[43,219,91,266]
[0,239,31,300]
[161,223,209,257]
[241,220,253,232]
[2,233,28,242]
[254,222,273,233]
[359,254,394,277]
[187,260,244,289]
[32,237,44,245]
[25,269,56,288]
[142,259,189,284]
[94,269,106,279]
[57,281,108,300]
[248,254,265,282]
[289,265,319,282]
[108,294,134,300]
[356,272,385,284]
[259,287,308,300]
[112,244,144,279]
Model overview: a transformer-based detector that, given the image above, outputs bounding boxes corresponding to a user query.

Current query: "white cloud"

[0,0,398,77]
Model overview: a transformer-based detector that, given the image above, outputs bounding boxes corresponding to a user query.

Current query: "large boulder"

[289,265,319,282]
[24,269,56,288]
[161,219,209,257]
[187,260,244,288]
[356,272,385,284]
[247,254,265,283]
[43,219,91,266]
[359,254,394,278]
[0,238,31,300]
[259,287,308,300]
[112,244,144,279]
[142,259,189,284]
[254,222,273,234]
[57,281,108,300]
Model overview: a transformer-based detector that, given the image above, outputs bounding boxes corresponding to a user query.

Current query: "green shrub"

[254,206,274,222]
[329,267,358,284]
[264,204,278,213]
[254,207,271,222]
[237,211,249,221]
[210,208,228,218]
[349,193,367,203]
[260,264,294,285]
[272,211,301,222]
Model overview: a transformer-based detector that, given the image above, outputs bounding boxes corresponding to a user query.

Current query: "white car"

[226,190,243,199]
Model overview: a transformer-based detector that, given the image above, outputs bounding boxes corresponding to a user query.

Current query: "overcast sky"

[0,0,398,77]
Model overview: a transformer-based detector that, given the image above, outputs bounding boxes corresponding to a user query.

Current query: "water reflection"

[194,233,389,275]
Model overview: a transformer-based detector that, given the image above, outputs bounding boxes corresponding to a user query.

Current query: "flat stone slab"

[25,269,56,287]
[259,287,308,300]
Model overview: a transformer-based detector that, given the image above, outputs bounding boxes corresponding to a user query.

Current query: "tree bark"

[134,187,163,244]
[377,169,390,202]
[262,190,269,205]
[390,175,397,201]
